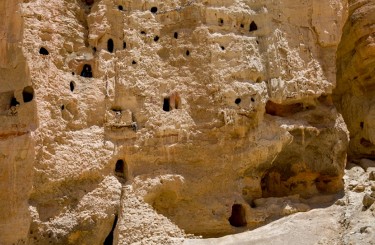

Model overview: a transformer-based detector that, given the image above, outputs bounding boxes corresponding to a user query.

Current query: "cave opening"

[107,39,114,53]
[154,36,159,42]
[103,215,118,245]
[218,18,224,26]
[265,101,304,117]
[118,5,123,11]
[249,21,258,32]
[123,41,126,49]
[151,7,158,13]
[80,64,93,78]
[228,204,247,227]
[83,0,94,6]
[39,47,49,55]
[186,50,190,56]
[163,97,171,112]
[10,97,20,107]
[115,160,124,175]
[360,121,364,129]
[360,138,374,147]
[240,23,244,28]
[174,32,178,39]
[22,86,34,103]
[70,81,75,92]
[235,98,241,105]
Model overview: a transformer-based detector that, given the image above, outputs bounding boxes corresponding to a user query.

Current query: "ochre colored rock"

[363,193,375,209]
[6,0,375,244]
[334,0,375,158]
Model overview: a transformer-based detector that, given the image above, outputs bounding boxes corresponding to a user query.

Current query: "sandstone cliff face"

[0,1,37,244]
[334,0,375,159]
[0,0,352,244]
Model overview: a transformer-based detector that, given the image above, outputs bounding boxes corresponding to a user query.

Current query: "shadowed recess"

[228,204,247,227]
[103,215,118,245]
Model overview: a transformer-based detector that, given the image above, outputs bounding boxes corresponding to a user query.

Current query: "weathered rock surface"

[2,0,375,244]
[185,161,375,245]
[0,0,37,244]
[334,0,375,158]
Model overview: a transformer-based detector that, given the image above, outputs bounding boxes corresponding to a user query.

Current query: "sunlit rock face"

[0,0,350,244]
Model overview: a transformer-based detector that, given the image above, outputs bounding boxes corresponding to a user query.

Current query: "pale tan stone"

[8,0,375,244]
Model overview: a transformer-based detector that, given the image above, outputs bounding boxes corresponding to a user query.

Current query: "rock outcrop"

[0,0,361,244]
[334,0,375,158]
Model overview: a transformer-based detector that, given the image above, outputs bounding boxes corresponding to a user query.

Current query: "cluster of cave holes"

[29,230,58,244]
[6,86,34,110]
[115,159,128,181]
[228,204,247,227]
[234,97,255,105]
[217,17,258,32]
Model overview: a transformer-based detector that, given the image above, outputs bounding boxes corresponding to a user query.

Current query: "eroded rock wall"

[0,0,38,244]
[334,0,375,158]
[0,0,350,244]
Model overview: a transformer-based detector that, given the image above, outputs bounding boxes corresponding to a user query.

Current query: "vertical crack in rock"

[103,214,118,245]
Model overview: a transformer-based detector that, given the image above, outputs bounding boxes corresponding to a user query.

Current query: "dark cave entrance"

[150,7,158,13]
[70,81,75,92]
[10,97,20,107]
[80,64,93,78]
[39,47,49,55]
[107,39,114,53]
[228,204,247,227]
[163,97,170,112]
[22,86,34,103]
[115,160,128,181]
[249,21,258,32]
